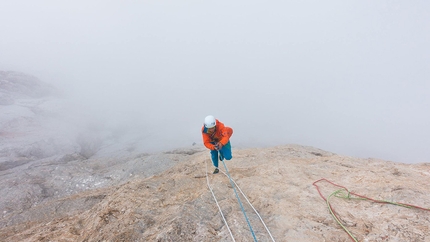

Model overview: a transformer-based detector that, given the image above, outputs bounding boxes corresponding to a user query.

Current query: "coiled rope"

[205,158,276,242]
[313,178,430,242]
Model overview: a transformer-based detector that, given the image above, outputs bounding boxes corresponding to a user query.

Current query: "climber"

[201,115,233,174]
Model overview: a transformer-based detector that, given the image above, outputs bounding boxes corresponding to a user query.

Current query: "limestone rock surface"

[1,145,429,242]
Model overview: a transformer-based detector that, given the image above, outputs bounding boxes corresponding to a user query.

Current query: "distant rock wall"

[0,71,54,102]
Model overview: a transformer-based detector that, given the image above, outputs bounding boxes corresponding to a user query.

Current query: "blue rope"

[221,158,258,242]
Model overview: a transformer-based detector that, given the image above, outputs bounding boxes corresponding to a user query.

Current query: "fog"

[1,1,429,163]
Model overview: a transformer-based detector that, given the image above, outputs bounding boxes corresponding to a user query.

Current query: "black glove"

[214,142,223,150]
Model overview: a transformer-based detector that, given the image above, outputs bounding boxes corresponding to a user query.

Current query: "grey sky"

[1,1,429,163]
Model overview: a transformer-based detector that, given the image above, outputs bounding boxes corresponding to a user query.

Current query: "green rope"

[327,189,359,242]
[333,190,415,209]
[327,188,423,241]
[314,179,430,241]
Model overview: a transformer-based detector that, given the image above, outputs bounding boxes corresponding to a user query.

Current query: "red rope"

[313,178,430,242]
[313,178,430,211]
[313,178,357,241]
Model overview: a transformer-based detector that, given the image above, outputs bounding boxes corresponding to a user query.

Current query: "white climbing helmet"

[204,115,216,128]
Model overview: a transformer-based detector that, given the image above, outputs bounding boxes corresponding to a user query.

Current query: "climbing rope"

[205,157,276,242]
[219,169,276,242]
[220,158,258,242]
[205,159,235,241]
[313,178,430,242]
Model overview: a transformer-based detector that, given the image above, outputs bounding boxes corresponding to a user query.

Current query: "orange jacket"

[201,119,233,150]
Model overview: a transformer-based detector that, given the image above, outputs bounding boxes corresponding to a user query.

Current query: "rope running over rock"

[313,178,430,242]
[205,159,276,242]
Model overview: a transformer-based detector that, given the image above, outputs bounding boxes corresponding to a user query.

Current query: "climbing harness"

[313,178,430,242]
[205,159,276,242]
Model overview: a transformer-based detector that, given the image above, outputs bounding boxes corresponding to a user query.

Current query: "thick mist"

[1,1,429,163]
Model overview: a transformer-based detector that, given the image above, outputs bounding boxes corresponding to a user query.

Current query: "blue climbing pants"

[210,141,232,168]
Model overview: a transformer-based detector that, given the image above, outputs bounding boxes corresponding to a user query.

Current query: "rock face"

[1,72,430,241]
[0,71,79,162]
[0,71,54,104]
[1,145,429,242]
